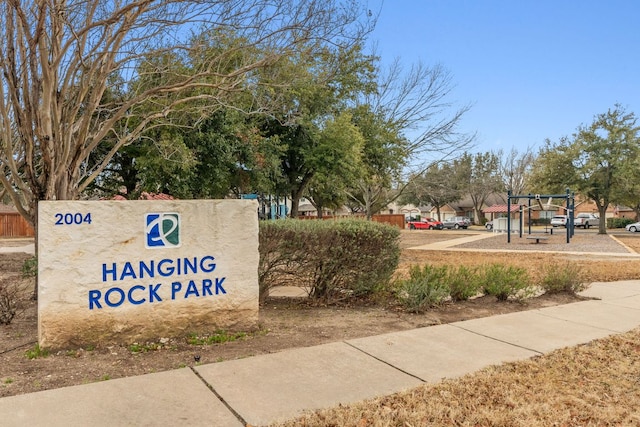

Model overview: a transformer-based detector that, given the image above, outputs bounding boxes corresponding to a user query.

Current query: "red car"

[407,218,443,230]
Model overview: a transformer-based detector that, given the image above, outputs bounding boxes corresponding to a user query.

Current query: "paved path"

[0,239,34,255]
[1,280,639,426]
[408,232,640,258]
[408,231,496,249]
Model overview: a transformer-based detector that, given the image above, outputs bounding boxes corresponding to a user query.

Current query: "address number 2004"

[54,213,92,225]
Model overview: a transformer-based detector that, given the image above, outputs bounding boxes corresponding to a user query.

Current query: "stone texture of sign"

[38,200,259,349]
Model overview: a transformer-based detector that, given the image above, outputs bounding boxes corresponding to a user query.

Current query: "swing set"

[506,189,575,243]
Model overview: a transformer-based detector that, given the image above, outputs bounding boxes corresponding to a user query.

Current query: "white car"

[550,215,568,227]
[625,222,640,232]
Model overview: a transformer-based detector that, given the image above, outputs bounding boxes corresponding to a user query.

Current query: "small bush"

[0,277,26,325]
[21,256,37,278]
[539,261,587,294]
[259,219,400,303]
[607,217,634,229]
[532,217,551,226]
[25,344,49,359]
[481,264,534,301]
[448,265,481,301]
[397,264,450,313]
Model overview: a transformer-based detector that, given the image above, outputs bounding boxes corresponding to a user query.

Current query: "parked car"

[407,218,443,230]
[550,215,568,227]
[625,222,640,232]
[574,213,599,229]
[442,216,471,229]
[485,220,494,230]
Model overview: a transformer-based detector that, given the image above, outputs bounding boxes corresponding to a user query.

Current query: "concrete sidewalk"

[0,238,35,255]
[2,280,640,426]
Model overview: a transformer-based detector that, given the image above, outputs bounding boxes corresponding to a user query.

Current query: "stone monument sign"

[38,199,259,349]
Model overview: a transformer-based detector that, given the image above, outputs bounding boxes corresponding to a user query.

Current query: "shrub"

[258,219,400,303]
[539,261,587,294]
[447,265,481,301]
[0,277,26,325]
[25,343,49,359]
[258,219,313,302]
[607,217,634,229]
[532,217,551,226]
[21,256,37,278]
[397,264,450,313]
[480,264,534,301]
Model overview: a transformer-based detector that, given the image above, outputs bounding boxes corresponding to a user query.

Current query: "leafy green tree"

[345,105,408,218]
[530,137,579,195]
[534,105,640,233]
[304,113,365,217]
[87,104,265,199]
[257,43,376,217]
[575,107,640,233]
[615,155,640,221]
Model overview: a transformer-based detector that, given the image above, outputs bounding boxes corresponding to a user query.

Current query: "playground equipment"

[506,189,575,243]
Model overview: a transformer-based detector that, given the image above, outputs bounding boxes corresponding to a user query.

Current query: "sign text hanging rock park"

[37,200,259,349]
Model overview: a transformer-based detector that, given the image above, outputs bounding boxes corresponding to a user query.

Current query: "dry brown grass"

[400,250,640,283]
[274,328,640,426]
[397,230,640,283]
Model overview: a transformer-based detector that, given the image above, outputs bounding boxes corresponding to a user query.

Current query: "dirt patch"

[1,231,637,398]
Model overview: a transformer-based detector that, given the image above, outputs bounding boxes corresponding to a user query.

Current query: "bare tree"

[365,59,475,168]
[0,0,372,227]
[400,162,461,221]
[497,147,536,202]
[346,59,475,217]
[455,152,503,223]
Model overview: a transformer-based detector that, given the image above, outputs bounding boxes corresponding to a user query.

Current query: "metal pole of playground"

[507,190,511,243]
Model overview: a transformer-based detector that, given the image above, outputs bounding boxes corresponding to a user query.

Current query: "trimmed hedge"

[258,219,400,303]
[607,217,635,229]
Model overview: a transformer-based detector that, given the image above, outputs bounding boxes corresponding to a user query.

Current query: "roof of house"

[483,204,521,213]
[298,203,316,212]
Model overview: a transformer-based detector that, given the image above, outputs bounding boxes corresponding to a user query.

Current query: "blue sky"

[369,0,640,153]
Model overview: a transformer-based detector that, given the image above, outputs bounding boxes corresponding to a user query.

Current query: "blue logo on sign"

[146,213,181,248]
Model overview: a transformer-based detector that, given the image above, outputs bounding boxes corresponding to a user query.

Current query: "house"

[482,194,570,225]
[480,193,637,225]
[388,202,428,220]
[429,202,473,222]
[483,204,522,221]
[429,194,507,224]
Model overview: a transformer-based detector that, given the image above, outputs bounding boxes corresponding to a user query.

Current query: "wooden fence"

[371,214,406,229]
[0,213,35,238]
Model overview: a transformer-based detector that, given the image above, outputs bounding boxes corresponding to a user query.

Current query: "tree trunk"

[597,203,608,234]
[290,188,303,218]
[474,207,483,225]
